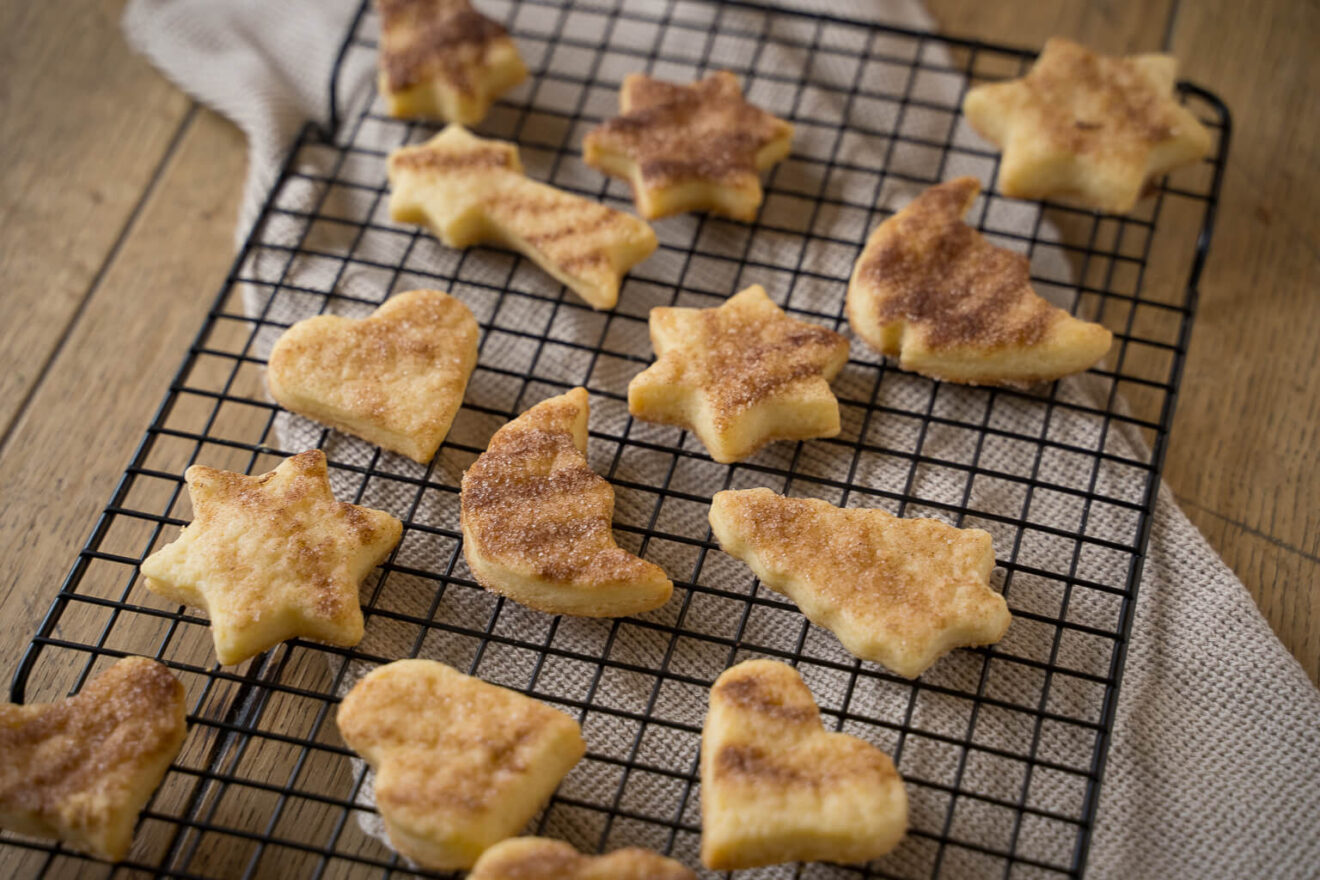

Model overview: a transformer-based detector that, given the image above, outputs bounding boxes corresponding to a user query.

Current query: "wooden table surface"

[1,0,1316,708]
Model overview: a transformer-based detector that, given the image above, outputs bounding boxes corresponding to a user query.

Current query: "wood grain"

[0,0,193,437]
[0,108,246,679]
[1162,0,1320,676]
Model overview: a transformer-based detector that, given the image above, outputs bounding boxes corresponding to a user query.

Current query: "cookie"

[847,177,1113,386]
[701,659,907,870]
[389,125,657,310]
[267,290,478,464]
[627,284,849,463]
[377,0,526,124]
[962,37,1213,214]
[337,659,585,870]
[469,837,696,880]
[139,450,403,665]
[461,387,673,616]
[709,488,1010,678]
[582,71,793,220]
[0,657,187,862]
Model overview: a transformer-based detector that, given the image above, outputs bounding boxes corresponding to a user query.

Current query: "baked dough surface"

[337,659,585,870]
[0,657,187,862]
[962,38,1212,214]
[583,71,793,220]
[267,290,479,464]
[461,387,673,616]
[710,488,1011,678]
[389,125,657,310]
[377,0,527,124]
[140,450,402,665]
[469,836,696,879]
[628,285,849,463]
[847,176,1113,386]
[700,659,907,870]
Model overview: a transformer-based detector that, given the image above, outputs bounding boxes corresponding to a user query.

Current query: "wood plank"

[0,107,247,681]
[1163,0,1320,679]
[0,0,194,436]
[924,0,1175,53]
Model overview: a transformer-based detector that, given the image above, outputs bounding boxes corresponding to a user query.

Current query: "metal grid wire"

[4,0,1229,877]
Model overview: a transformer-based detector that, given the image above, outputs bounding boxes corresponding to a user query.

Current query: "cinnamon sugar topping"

[859,177,1057,350]
[379,0,510,93]
[627,285,848,462]
[592,72,787,186]
[0,656,187,860]
[459,388,672,614]
[582,70,794,220]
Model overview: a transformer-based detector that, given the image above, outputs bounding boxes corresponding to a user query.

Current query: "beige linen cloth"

[124,1,1319,877]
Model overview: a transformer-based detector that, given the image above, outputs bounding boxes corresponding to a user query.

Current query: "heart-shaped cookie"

[266,289,478,463]
[336,659,585,870]
[700,659,907,870]
[0,657,187,862]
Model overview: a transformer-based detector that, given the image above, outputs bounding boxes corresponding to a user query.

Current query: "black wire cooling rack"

[4,1,1229,878]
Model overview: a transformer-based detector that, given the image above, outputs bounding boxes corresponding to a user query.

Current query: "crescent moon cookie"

[388,125,657,310]
[337,659,586,871]
[469,837,696,880]
[700,659,908,870]
[266,290,479,464]
[0,657,187,862]
[627,284,850,464]
[962,37,1213,214]
[460,387,673,617]
[582,70,794,221]
[377,0,527,124]
[139,450,403,665]
[709,488,1011,678]
[846,176,1113,387]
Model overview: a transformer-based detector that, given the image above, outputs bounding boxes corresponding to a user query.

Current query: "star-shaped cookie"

[469,837,696,880]
[701,659,907,870]
[267,290,479,464]
[628,285,849,463]
[389,125,657,310]
[377,0,527,124]
[139,450,403,665]
[461,387,673,617]
[337,659,586,870]
[962,37,1212,214]
[582,71,794,220]
[847,176,1113,386]
[0,657,187,862]
[709,488,1011,678]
